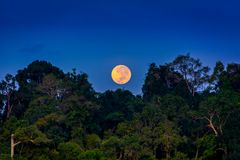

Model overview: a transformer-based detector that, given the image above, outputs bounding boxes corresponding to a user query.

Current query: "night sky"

[1,0,240,94]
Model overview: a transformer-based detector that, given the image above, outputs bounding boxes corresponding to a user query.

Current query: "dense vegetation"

[1,54,240,160]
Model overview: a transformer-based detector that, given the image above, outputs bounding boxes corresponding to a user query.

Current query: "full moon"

[111,65,131,84]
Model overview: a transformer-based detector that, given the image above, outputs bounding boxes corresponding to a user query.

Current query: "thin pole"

[11,134,14,160]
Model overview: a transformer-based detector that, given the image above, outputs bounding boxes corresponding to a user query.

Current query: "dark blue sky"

[1,0,240,94]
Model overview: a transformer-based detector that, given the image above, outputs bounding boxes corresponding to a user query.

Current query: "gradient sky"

[1,0,240,94]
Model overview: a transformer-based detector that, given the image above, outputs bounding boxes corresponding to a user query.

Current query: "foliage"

[57,142,82,160]
[0,56,240,160]
[78,150,107,160]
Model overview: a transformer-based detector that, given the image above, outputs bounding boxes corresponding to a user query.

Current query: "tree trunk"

[11,134,14,160]
[195,147,199,160]
[166,152,171,159]
[208,117,218,136]
[7,93,11,118]
[166,145,171,159]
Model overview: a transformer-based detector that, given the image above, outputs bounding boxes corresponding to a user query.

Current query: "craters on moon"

[111,65,131,85]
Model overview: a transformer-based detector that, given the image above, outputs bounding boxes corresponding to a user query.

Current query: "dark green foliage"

[57,142,82,160]
[222,109,240,160]
[78,150,107,160]
[98,89,143,132]
[0,74,17,121]
[171,54,210,97]
[1,56,240,160]
[142,63,183,101]
[10,61,65,119]
[226,63,240,92]
[16,60,64,87]
[24,96,58,124]
[65,69,95,99]
[84,134,101,150]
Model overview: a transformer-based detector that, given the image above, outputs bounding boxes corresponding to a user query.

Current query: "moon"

[111,65,131,85]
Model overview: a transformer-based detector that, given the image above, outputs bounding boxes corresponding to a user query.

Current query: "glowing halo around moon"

[111,65,131,85]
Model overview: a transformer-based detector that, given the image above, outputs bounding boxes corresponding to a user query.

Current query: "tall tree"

[195,90,240,137]
[226,63,240,92]
[210,61,225,90]
[14,60,65,118]
[16,60,64,87]
[12,125,50,159]
[158,120,182,159]
[223,108,240,159]
[142,63,182,101]
[65,69,95,99]
[171,54,210,97]
[98,89,143,132]
[0,74,17,119]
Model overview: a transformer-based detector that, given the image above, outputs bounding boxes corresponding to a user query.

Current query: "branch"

[222,110,234,126]
[14,139,35,147]
[216,147,227,155]
[13,141,21,147]
[194,115,219,136]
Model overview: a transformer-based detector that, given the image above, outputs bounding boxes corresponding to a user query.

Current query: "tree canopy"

[1,55,240,160]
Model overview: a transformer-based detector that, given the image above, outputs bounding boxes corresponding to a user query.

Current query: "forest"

[0,54,240,160]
